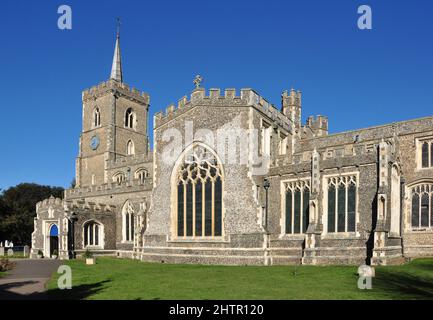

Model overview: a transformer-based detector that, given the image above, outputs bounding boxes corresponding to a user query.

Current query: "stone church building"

[31,32,433,265]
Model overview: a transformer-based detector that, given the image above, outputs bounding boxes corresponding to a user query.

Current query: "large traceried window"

[83,221,103,247]
[125,108,135,129]
[411,183,433,229]
[326,175,357,233]
[175,146,223,238]
[122,201,135,242]
[93,107,101,128]
[283,179,310,234]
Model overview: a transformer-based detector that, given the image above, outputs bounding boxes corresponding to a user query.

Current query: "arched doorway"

[49,224,59,258]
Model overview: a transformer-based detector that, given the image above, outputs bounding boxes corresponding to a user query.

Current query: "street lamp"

[69,211,78,259]
[263,178,270,230]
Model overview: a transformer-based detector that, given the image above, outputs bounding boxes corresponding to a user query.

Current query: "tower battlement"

[82,79,150,105]
[306,115,328,132]
[154,87,291,131]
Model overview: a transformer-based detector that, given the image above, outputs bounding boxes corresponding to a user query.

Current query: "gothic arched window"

[83,221,103,247]
[175,145,224,238]
[411,184,433,229]
[284,179,310,234]
[135,168,149,184]
[326,175,357,233]
[113,172,125,185]
[93,107,101,128]
[127,140,135,155]
[122,201,135,242]
[125,108,135,129]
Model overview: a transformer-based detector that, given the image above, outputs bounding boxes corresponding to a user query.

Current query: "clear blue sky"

[0,0,432,190]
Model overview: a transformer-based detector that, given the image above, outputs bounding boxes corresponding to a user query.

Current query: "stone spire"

[110,19,123,83]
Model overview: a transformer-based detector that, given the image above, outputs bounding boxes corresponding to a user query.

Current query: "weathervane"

[193,75,203,89]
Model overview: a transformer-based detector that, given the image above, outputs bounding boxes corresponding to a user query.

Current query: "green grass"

[46,257,433,300]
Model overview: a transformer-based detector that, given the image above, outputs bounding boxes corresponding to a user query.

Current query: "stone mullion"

[212,179,215,237]
[334,182,338,233]
[202,180,205,237]
[345,179,349,233]
[291,188,294,234]
[300,186,303,234]
[183,183,187,238]
[129,213,133,241]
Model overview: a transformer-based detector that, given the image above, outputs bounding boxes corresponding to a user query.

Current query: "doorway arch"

[49,224,59,258]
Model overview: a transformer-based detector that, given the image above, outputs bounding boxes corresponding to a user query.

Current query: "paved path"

[0,259,62,300]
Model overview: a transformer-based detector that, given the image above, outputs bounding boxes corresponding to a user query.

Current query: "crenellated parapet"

[36,196,116,216]
[154,88,292,131]
[36,196,64,212]
[65,177,153,200]
[64,200,116,213]
[108,152,153,169]
[82,79,150,105]
[302,115,329,138]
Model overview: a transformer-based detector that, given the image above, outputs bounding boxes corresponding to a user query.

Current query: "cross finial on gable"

[193,75,203,89]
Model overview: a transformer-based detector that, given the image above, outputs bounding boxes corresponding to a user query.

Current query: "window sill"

[416,167,433,171]
[321,232,359,240]
[407,229,433,233]
[84,245,104,250]
[278,234,305,240]
[168,237,228,243]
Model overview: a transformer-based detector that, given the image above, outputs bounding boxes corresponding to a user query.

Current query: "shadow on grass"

[47,280,111,300]
[374,271,433,299]
[0,280,110,300]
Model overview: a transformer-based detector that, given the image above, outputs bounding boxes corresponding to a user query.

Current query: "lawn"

[46,257,433,300]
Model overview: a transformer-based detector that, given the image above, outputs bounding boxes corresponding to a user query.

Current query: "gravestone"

[7,249,14,256]
[0,247,4,257]
[4,240,9,247]
[23,245,30,257]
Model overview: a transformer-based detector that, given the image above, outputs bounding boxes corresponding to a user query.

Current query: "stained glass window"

[284,180,310,234]
[328,185,336,233]
[327,175,357,233]
[348,182,356,232]
[411,184,433,229]
[176,146,223,238]
[302,189,310,233]
[177,183,184,237]
[285,191,293,234]
[422,142,429,168]
[421,193,429,227]
[412,193,420,228]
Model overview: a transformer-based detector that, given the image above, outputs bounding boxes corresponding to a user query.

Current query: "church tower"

[75,28,150,188]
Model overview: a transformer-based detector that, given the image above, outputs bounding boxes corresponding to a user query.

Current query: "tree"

[0,183,64,245]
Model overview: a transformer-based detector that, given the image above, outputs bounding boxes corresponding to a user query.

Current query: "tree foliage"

[0,183,64,245]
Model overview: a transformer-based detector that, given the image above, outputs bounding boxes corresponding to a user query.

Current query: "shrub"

[37,250,44,257]
[0,258,16,272]
[82,249,93,259]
